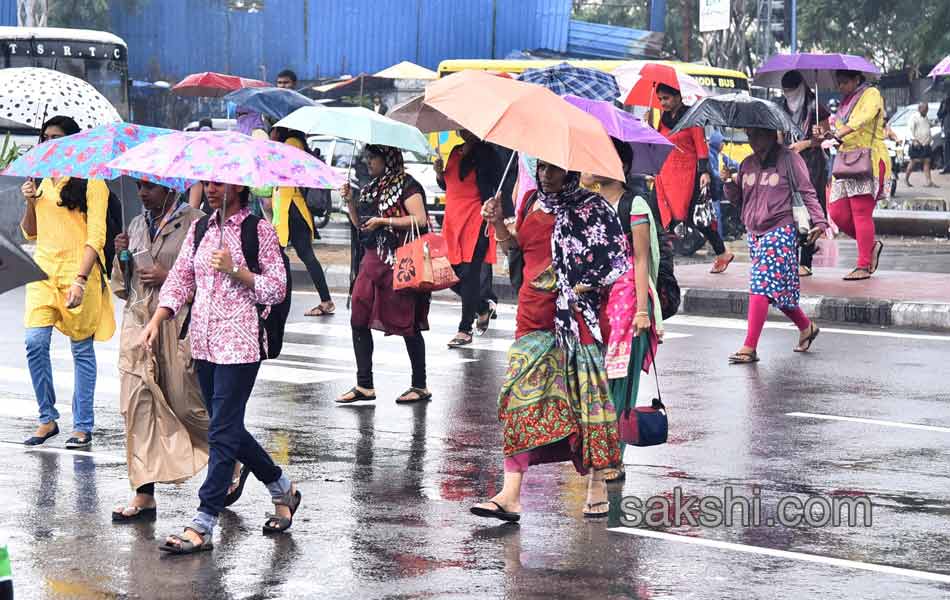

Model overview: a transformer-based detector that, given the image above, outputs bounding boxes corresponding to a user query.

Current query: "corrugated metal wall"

[0,0,17,26]
[567,20,663,59]
[110,0,572,82]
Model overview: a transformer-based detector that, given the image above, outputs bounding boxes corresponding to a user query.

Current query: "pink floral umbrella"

[106,130,344,190]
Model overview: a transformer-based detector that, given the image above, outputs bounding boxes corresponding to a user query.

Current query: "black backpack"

[618,192,680,321]
[102,191,122,278]
[187,214,293,360]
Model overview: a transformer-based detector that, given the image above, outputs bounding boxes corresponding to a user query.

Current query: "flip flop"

[602,467,626,483]
[583,501,610,519]
[159,528,213,555]
[710,254,735,274]
[799,265,813,277]
[475,302,497,336]
[223,464,250,508]
[112,505,157,523]
[869,241,884,274]
[336,387,376,404]
[396,387,433,404]
[447,333,473,348]
[470,500,521,523]
[843,268,871,281]
[794,324,820,353]
[305,304,335,317]
[729,350,759,364]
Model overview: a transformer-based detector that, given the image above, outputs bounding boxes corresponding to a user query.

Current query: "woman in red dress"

[654,83,734,273]
[435,130,502,347]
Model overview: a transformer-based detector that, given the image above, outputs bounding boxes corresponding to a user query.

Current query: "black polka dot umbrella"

[0,67,121,130]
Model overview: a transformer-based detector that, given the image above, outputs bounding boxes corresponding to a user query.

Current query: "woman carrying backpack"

[20,115,116,450]
[140,181,300,553]
[581,139,662,484]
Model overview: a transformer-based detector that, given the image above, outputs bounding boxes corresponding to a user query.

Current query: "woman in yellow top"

[20,116,116,450]
[827,70,890,280]
[265,128,334,316]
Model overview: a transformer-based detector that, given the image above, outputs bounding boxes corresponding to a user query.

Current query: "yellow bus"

[431,58,752,164]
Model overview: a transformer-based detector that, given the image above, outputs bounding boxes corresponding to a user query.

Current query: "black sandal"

[112,505,157,523]
[223,464,250,508]
[470,500,521,523]
[23,423,59,446]
[475,302,496,336]
[869,241,884,274]
[159,528,213,554]
[583,501,610,518]
[729,350,760,364]
[396,387,433,404]
[794,324,820,353]
[447,333,473,348]
[843,268,871,281]
[263,488,302,535]
[65,432,93,450]
[335,387,376,404]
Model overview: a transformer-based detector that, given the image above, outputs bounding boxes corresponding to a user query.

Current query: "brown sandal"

[729,350,759,364]
[794,324,820,353]
[710,253,735,274]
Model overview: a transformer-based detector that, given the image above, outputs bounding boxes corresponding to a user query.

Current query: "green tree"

[48,0,148,30]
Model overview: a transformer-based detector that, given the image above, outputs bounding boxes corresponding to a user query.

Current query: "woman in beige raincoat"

[110,181,210,522]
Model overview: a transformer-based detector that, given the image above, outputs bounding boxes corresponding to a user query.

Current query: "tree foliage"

[48,0,148,31]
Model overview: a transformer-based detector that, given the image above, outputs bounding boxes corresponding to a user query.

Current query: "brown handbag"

[832,89,878,179]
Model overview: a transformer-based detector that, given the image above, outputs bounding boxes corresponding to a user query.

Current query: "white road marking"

[609,527,950,583]
[666,314,950,341]
[0,440,124,462]
[786,412,950,433]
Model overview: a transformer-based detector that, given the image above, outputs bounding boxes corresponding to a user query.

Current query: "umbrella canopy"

[172,72,268,98]
[753,53,880,88]
[388,95,462,134]
[0,67,121,130]
[3,122,194,191]
[106,130,344,190]
[0,233,47,295]
[562,95,674,175]
[223,87,316,120]
[518,62,620,101]
[614,62,707,107]
[669,93,801,135]
[927,56,950,79]
[374,61,438,80]
[423,70,624,180]
[274,106,433,156]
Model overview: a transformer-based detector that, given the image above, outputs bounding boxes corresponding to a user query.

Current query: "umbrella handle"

[484,152,517,237]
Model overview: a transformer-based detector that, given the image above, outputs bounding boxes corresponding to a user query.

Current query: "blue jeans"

[24,327,96,433]
[194,360,284,520]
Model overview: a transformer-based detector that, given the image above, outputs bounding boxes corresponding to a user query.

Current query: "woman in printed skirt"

[724,128,829,364]
[336,145,432,404]
[582,139,663,483]
[825,70,890,280]
[141,182,299,553]
[469,160,629,522]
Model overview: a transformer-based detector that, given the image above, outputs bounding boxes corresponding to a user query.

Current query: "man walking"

[938,87,950,174]
[905,102,937,188]
[276,69,297,90]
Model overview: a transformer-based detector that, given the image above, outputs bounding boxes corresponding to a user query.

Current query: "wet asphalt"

[0,287,948,600]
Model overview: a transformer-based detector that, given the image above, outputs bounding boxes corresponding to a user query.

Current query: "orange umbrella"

[423,70,623,181]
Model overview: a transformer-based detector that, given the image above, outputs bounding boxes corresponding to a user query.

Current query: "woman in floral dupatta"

[469,161,630,523]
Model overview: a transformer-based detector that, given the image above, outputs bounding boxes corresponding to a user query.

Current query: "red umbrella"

[614,63,706,107]
[172,72,269,98]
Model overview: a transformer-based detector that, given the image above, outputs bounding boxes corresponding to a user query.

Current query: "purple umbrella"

[563,94,674,175]
[927,56,950,79]
[753,53,880,126]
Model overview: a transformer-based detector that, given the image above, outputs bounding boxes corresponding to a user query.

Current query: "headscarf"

[536,169,631,349]
[837,81,872,124]
[784,83,807,122]
[360,144,410,263]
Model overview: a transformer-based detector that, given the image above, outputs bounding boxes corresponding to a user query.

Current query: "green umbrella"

[274,106,433,156]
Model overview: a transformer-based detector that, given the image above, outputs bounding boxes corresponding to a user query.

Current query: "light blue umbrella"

[274,106,433,156]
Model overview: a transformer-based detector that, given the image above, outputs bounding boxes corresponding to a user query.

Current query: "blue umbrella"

[223,86,316,120]
[519,62,620,101]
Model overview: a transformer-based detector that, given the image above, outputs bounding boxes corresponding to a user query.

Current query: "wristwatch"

[230,265,240,276]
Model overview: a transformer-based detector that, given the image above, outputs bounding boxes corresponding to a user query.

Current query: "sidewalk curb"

[293,264,950,333]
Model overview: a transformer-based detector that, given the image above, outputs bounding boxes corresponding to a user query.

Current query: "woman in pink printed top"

[724,128,829,364]
[139,181,300,554]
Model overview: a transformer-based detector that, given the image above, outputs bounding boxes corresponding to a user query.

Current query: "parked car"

[307,135,445,227]
[183,118,237,132]
[886,103,944,171]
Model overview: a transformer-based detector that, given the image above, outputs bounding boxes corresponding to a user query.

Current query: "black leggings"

[451,230,494,334]
[137,483,155,495]
[288,202,331,302]
[352,327,426,390]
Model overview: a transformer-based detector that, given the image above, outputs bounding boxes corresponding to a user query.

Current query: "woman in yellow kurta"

[266,128,335,316]
[20,116,115,450]
[827,70,891,280]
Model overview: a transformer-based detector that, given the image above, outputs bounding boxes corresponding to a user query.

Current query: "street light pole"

[790,0,798,53]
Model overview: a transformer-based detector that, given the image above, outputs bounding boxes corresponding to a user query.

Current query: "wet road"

[0,288,949,599]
